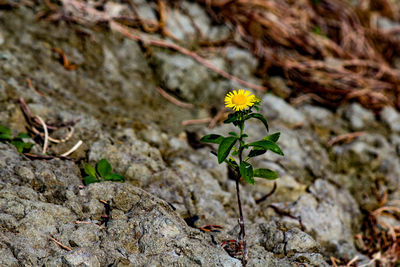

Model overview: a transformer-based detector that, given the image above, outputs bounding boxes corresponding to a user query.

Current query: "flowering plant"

[201,89,284,265]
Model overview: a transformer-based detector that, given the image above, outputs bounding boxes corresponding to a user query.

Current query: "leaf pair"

[247,132,283,158]
[200,134,238,163]
[201,108,284,186]
[83,158,125,185]
[0,124,34,153]
[224,112,269,131]
[239,161,278,184]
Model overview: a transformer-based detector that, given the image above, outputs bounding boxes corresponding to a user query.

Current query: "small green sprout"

[201,89,284,266]
[83,158,125,185]
[0,124,35,153]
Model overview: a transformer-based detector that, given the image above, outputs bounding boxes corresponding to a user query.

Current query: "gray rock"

[181,2,211,37]
[284,228,320,256]
[225,46,258,79]
[261,94,306,126]
[62,249,101,267]
[345,103,375,130]
[132,0,157,21]
[165,8,196,41]
[152,50,226,104]
[380,106,400,132]
[0,144,242,266]
[2,3,399,266]
[244,221,329,266]
[270,179,360,258]
[332,133,400,207]
[301,105,345,135]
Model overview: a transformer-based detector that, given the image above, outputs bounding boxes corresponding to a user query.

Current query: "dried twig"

[72,220,92,224]
[156,87,194,109]
[182,118,212,126]
[109,21,268,92]
[26,78,44,96]
[197,0,400,111]
[346,255,359,266]
[60,140,83,157]
[327,132,365,147]
[268,204,305,231]
[200,224,224,232]
[30,126,74,143]
[208,107,228,128]
[19,98,80,130]
[330,256,339,267]
[255,182,277,204]
[36,116,49,154]
[52,47,78,70]
[50,237,72,251]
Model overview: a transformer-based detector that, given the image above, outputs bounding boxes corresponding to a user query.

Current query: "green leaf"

[245,113,269,131]
[0,133,12,140]
[22,142,34,150]
[228,132,238,137]
[11,140,34,153]
[248,148,267,158]
[224,112,240,124]
[254,168,279,180]
[11,140,24,153]
[263,132,280,142]
[84,163,97,178]
[200,134,224,144]
[97,158,112,178]
[15,133,30,139]
[240,161,254,184]
[217,137,238,164]
[247,140,284,156]
[0,124,11,135]
[84,176,100,185]
[105,173,125,182]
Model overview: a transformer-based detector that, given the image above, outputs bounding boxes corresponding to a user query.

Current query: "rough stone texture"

[1,1,400,267]
[243,221,329,267]
[261,94,306,127]
[0,144,241,266]
[266,180,360,257]
[151,50,227,105]
[344,103,376,131]
[380,106,400,132]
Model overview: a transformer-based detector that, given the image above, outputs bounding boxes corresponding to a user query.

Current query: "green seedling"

[83,158,125,185]
[201,90,284,266]
[0,124,35,153]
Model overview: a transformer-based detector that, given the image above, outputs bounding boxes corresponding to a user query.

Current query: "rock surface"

[1,2,400,267]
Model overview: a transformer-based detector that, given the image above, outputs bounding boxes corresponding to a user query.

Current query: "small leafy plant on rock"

[0,124,35,153]
[83,158,125,185]
[201,90,284,266]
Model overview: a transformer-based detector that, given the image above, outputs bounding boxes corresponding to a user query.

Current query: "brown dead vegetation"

[197,0,400,112]
[4,0,399,111]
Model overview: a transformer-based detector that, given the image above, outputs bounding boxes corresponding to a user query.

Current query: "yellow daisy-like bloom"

[225,89,256,111]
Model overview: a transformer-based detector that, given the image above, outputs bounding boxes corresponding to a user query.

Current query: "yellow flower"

[225,89,256,111]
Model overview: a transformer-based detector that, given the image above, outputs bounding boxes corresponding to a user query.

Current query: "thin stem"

[235,173,247,266]
[236,116,248,266]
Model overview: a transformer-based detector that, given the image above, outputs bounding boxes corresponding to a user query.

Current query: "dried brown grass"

[10,0,400,111]
[197,0,400,111]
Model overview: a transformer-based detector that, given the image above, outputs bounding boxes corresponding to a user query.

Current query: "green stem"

[236,116,248,266]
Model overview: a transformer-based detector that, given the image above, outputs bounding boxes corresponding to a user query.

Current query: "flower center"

[232,94,247,105]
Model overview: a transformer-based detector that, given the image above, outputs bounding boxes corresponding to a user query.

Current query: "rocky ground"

[1,1,400,266]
